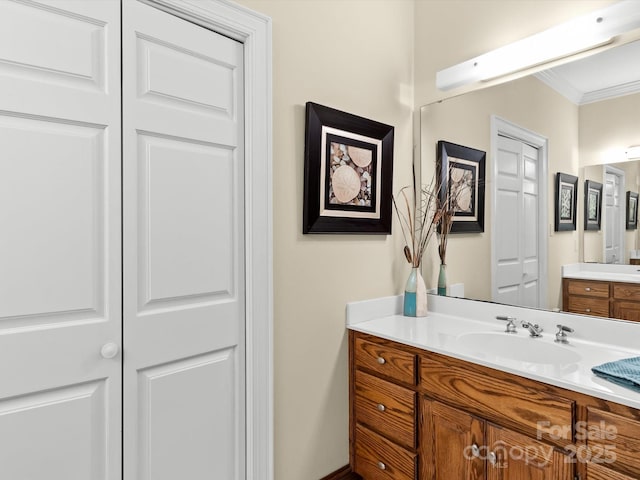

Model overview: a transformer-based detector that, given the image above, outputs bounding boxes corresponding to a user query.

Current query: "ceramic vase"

[437,263,447,296]
[403,267,427,317]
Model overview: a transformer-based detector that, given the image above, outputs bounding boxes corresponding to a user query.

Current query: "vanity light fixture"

[436,0,640,91]
[627,145,640,160]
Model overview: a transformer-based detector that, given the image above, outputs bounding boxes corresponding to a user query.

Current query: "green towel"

[592,357,640,393]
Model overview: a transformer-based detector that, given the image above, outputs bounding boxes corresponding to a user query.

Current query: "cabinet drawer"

[566,279,609,298]
[420,354,574,446]
[354,424,416,480]
[587,408,640,478]
[612,283,640,301]
[355,370,416,448]
[567,296,610,317]
[354,337,416,385]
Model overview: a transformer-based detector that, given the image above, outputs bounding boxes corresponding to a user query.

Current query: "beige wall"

[223,0,625,478]
[231,1,415,478]
[581,93,640,263]
[420,75,579,309]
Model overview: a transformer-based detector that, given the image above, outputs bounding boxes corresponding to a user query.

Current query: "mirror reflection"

[421,38,640,319]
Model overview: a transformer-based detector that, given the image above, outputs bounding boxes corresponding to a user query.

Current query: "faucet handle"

[555,324,574,344]
[556,324,574,333]
[496,316,518,334]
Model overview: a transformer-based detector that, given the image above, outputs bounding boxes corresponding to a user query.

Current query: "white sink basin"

[456,332,582,365]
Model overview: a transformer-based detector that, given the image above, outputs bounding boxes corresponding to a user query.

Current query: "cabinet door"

[611,300,640,322]
[586,462,638,480]
[420,399,484,480]
[486,424,572,480]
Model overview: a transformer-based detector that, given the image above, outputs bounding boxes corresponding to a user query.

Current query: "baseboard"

[318,464,361,480]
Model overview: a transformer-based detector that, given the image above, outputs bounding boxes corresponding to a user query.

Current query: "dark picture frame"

[627,191,638,230]
[436,140,486,233]
[303,102,394,234]
[555,172,578,231]
[584,180,603,231]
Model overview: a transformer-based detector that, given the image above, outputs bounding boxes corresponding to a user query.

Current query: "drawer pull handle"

[488,451,497,466]
[377,403,386,412]
[377,461,386,470]
[586,308,591,313]
[585,287,591,291]
[471,444,480,458]
[377,356,386,365]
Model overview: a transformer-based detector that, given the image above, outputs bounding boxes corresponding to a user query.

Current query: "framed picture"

[436,140,486,233]
[303,102,394,234]
[584,180,603,231]
[627,191,638,230]
[555,172,578,231]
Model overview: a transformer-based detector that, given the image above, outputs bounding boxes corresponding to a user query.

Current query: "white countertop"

[346,295,640,410]
[562,262,640,283]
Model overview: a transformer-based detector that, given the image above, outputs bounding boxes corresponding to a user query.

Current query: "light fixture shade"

[436,0,640,91]
[627,146,640,160]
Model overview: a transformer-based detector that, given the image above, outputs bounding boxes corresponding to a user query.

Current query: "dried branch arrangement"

[393,168,459,268]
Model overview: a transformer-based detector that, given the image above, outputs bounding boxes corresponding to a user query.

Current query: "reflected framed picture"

[584,180,603,231]
[303,102,394,234]
[627,191,638,230]
[436,140,486,233]
[555,172,578,231]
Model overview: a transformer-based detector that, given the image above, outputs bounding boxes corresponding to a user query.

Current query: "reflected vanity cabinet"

[562,278,640,321]
[349,330,640,480]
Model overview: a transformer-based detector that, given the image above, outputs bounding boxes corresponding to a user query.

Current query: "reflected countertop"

[562,262,640,283]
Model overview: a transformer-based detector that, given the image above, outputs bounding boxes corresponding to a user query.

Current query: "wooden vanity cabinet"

[562,278,640,321]
[350,330,640,480]
[563,279,610,317]
[420,399,572,479]
[584,408,640,480]
[420,349,574,480]
[611,283,640,321]
[420,400,484,480]
[352,337,418,479]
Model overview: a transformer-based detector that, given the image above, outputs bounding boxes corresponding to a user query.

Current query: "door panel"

[495,135,540,308]
[486,424,572,480]
[138,349,237,480]
[0,381,108,480]
[138,134,235,305]
[0,1,121,478]
[0,115,105,322]
[123,2,245,479]
[420,399,485,480]
[605,171,622,263]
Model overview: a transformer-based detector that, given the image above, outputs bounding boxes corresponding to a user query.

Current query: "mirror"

[420,38,640,316]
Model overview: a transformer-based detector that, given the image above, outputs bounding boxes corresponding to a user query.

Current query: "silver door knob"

[100,342,119,359]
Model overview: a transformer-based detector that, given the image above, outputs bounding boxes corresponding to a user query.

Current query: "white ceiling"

[534,39,640,105]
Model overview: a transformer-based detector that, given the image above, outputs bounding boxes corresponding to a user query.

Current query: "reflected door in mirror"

[494,135,541,308]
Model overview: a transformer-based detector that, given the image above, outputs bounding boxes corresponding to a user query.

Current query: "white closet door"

[122,2,245,479]
[604,171,622,264]
[494,135,541,308]
[0,1,121,479]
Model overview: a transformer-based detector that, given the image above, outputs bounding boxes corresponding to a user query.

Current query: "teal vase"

[438,263,447,296]
[403,267,427,317]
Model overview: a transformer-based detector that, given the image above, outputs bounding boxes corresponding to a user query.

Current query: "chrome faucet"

[521,321,543,338]
[554,324,574,344]
[496,316,518,334]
